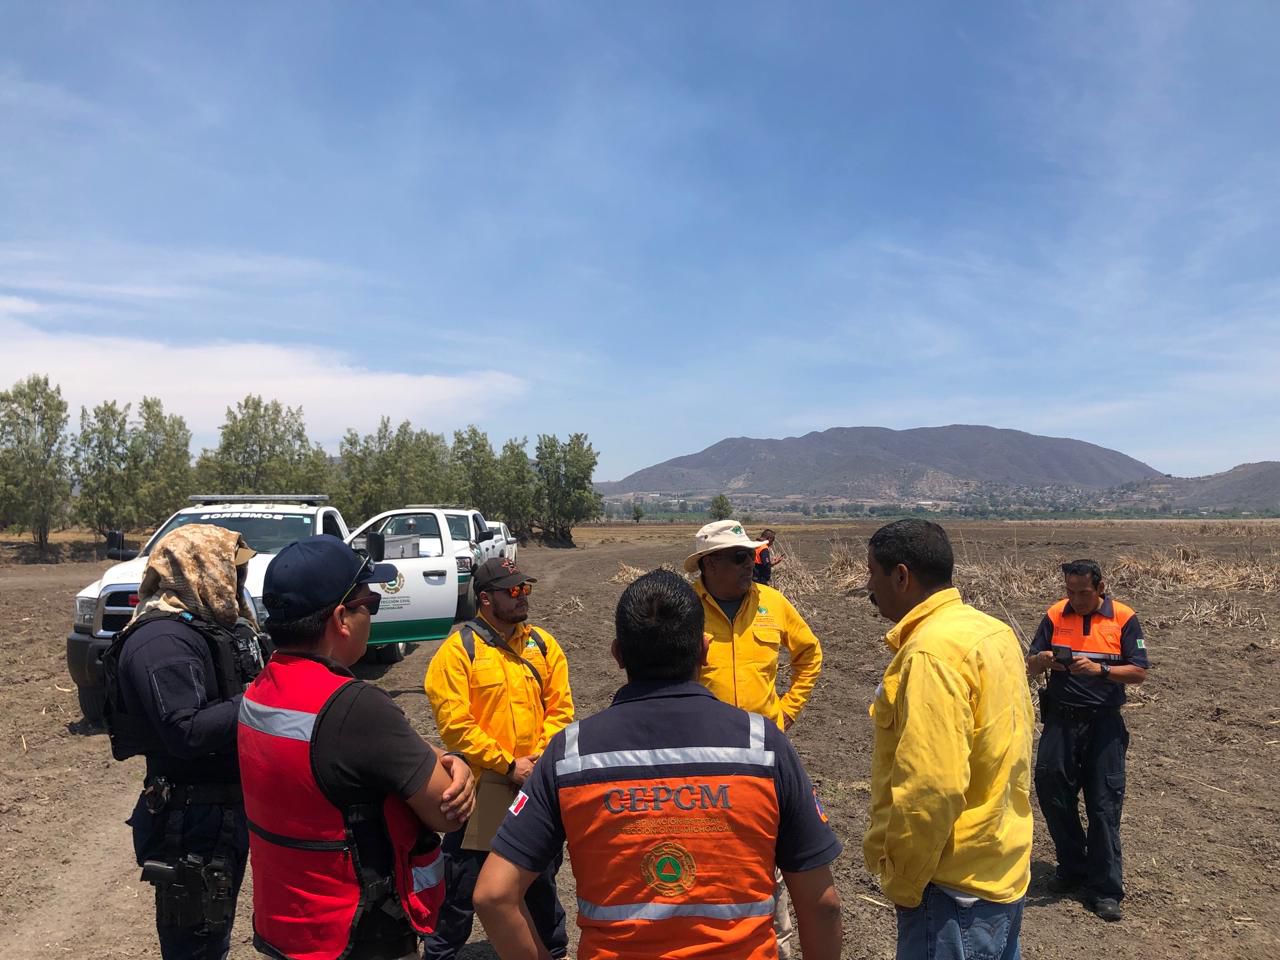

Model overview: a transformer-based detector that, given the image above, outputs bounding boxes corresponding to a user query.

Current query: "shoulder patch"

[509,791,528,816]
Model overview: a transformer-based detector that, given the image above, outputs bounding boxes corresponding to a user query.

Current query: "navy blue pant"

[1034,707,1129,901]
[128,795,249,960]
[421,828,567,960]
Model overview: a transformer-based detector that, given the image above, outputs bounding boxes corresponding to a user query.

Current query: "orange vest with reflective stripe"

[1046,598,1136,661]
[555,712,780,960]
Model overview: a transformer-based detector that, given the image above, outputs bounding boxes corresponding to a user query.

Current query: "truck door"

[347,513,458,646]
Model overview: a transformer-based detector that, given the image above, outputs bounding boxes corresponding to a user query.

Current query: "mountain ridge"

[598,426,1280,513]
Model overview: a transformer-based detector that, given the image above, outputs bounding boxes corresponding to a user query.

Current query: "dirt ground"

[2,521,1278,959]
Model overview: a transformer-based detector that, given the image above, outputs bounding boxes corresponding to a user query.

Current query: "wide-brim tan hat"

[683,520,768,573]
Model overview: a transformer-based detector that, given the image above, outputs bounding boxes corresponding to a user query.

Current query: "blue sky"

[3,1,1278,481]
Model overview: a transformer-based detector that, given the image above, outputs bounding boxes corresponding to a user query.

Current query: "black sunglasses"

[343,592,382,616]
[715,549,755,566]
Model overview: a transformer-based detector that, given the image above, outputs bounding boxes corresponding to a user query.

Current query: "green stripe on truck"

[367,617,455,645]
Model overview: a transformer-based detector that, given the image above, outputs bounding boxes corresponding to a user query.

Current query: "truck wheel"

[377,642,407,664]
[456,584,477,621]
[78,685,107,725]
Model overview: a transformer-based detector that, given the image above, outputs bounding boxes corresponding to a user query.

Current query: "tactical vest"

[102,612,269,762]
[554,711,780,959]
[238,654,444,960]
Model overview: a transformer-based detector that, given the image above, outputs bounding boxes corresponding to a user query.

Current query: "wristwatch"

[1099,662,1111,681]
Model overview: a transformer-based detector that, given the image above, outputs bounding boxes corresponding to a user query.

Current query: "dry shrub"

[1149,596,1268,630]
[1109,546,1280,594]
[607,562,694,586]
[608,563,647,585]
[550,594,585,616]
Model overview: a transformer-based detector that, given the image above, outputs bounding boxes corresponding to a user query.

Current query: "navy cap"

[262,535,398,622]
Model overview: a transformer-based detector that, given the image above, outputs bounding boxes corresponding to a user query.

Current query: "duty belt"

[1051,701,1120,721]
[144,777,243,812]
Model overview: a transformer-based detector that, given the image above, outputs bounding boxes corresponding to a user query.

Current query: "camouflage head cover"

[131,524,257,628]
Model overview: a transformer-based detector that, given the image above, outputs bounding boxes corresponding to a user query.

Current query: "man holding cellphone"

[1027,559,1149,922]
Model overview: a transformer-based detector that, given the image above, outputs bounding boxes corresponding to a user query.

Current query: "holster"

[139,781,242,932]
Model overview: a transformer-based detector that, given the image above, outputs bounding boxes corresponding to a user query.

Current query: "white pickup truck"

[66,495,460,722]
[348,506,499,622]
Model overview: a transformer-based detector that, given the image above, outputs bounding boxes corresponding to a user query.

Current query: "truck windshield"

[147,511,317,554]
[446,516,471,541]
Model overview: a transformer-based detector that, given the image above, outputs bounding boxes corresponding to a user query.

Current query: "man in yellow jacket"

[863,519,1034,960]
[685,518,824,959]
[423,557,575,960]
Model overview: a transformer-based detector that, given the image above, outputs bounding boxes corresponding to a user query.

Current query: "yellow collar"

[479,611,528,651]
[884,587,963,651]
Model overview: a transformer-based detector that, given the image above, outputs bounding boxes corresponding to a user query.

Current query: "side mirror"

[478,528,495,542]
[366,532,386,563]
[105,530,138,560]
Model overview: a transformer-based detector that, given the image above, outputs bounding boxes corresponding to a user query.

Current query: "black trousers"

[1033,706,1129,901]
[421,828,568,960]
[128,795,249,960]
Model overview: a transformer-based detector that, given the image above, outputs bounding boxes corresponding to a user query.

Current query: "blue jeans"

[896,884,1023,960]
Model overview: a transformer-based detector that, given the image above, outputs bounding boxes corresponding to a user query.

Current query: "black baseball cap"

[473,557,537,593]
[263,535,398,622]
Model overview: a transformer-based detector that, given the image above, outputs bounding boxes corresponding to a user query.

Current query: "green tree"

[533,432,602,543]
[73,400,135,539]
[335,418,452,519]
[450,426,500,515]
[0,374,71,553]
[130,397,193,527]
[632,502,644,523]
[709,494,734,521]
[194,395,330,495]
[494,437,538,539]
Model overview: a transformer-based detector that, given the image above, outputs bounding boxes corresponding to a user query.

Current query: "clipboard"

[461,770,518,851]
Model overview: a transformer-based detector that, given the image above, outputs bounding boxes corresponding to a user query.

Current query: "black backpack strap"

[528,628,548,659]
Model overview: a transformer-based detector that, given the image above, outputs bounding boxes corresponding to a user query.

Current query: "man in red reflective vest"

[1027,559,1149,923]
[473,569,843,960]
[239,536,477,960]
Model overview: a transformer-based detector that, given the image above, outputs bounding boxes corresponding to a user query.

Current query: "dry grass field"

[2,520,1278,958]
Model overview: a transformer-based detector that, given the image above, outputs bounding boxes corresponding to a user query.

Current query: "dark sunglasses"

[715,549,755,566]
[489,583,532,598]
[343,592,381,616]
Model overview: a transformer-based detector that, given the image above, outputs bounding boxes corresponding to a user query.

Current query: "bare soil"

[2,521,1278,958]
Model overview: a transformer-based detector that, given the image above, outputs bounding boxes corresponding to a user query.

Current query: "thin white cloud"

[1,312,525,452]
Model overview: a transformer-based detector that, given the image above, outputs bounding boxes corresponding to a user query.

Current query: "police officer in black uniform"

[104,524,267,959]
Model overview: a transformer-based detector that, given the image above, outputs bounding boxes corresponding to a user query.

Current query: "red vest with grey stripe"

[238,653,444,960]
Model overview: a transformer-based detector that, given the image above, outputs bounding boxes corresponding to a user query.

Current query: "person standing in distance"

[864,519,1034,960]
[239,535,476,960]
[1026,559,1148,922]
[423,557,575,960]
[753,528,784,585]
[473,569,843,960]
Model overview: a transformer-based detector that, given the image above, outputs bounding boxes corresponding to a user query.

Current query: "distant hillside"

[599,425,1163,499]
[1122,462,1280,512]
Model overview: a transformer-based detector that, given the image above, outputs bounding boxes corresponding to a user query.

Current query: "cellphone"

[1052,644,1074,665]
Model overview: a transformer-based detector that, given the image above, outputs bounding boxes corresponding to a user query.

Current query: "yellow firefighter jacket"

[425,614,575,775]
[695,580,823,729]
[863,588,1034,907]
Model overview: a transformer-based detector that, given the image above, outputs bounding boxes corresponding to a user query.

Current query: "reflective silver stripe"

[412,857,445,892]
[577,896,776,922]
[558,746,774,775]
[238,698,317,742]
[556,716,774,776]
